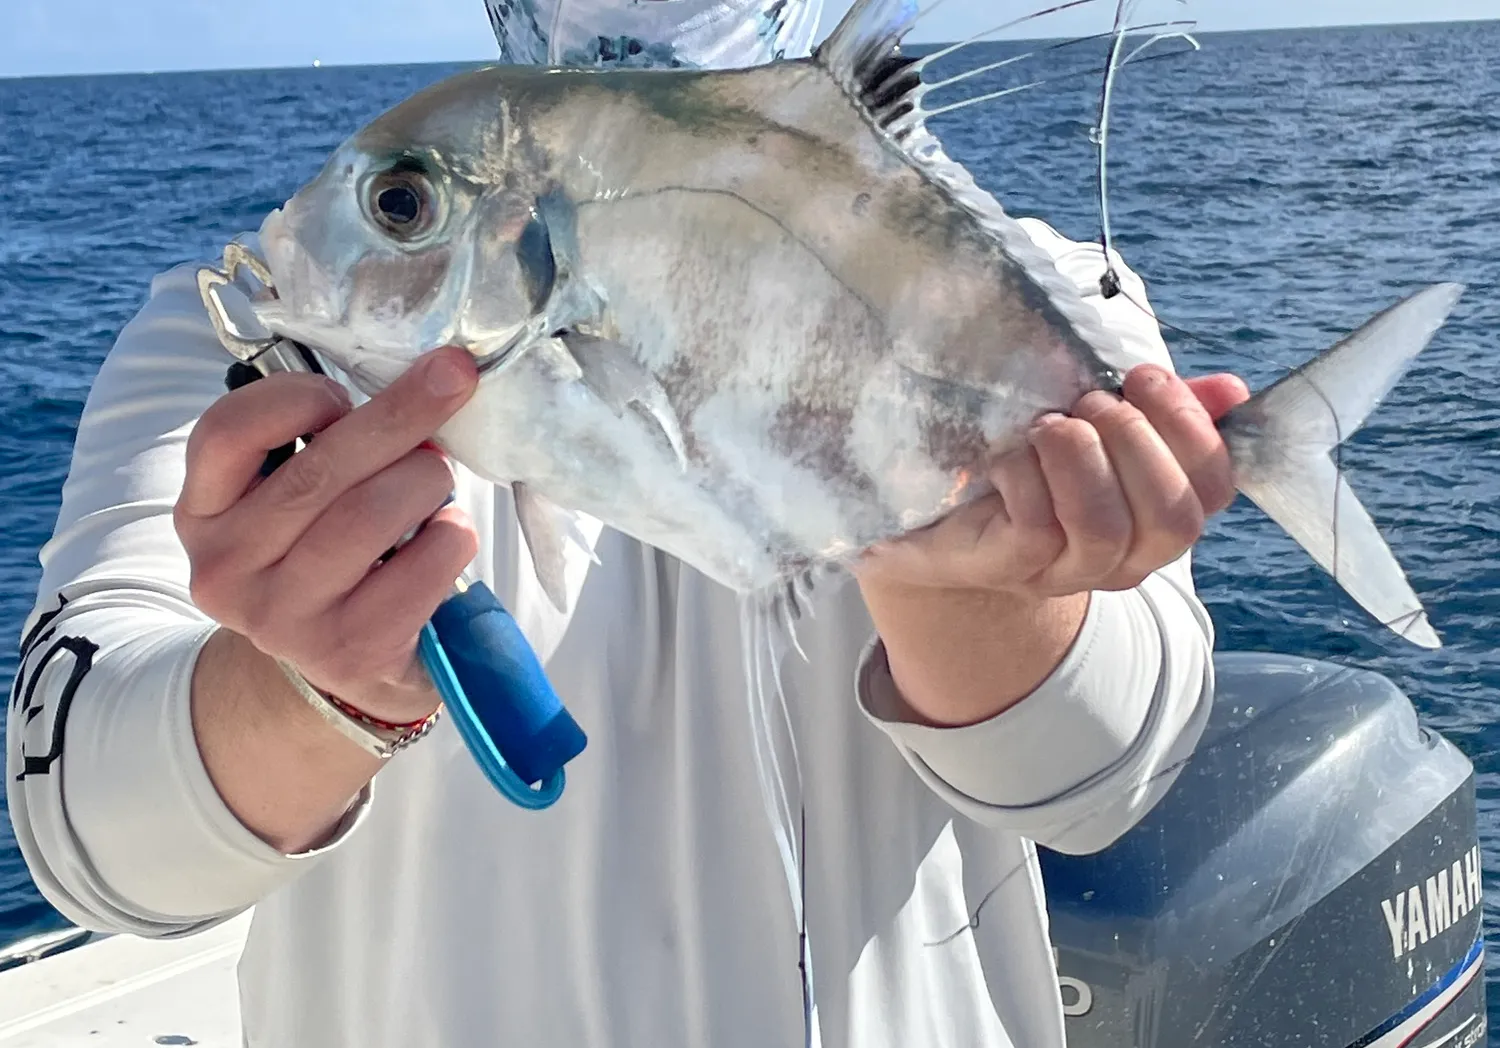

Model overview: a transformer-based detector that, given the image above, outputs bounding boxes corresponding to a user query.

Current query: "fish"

[247,0,1463,651]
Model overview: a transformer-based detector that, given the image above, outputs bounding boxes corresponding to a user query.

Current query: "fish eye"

[364,164,437,240]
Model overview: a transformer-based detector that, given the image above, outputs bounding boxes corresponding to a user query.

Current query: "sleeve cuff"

[857,570,1214,853]
[60,620,374,923]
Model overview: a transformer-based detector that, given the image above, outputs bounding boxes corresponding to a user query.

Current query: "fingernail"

[1077,390,1120,414]
[1029,412,1065,438]
[324,378,352,409]
[425,351,473,398]
[416,439,454,470]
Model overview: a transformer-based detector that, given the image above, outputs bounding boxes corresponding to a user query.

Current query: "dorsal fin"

[815,0,929,142]
[815,0,921,86]
[815,0,1144,383]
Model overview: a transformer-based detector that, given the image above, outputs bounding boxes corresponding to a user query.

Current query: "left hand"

[855,364,1252,599]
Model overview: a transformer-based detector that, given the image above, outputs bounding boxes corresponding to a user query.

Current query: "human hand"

[855,365,1252,600]
[175,347,481,723]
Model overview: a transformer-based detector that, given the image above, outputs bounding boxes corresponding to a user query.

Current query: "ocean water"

[2,16,1498,1035]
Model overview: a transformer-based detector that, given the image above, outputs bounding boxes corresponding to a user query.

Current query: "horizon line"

[3,15,1495,83]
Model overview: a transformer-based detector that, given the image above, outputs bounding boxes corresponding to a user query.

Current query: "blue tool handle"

[423,582,587,805]
[219,361,583,810]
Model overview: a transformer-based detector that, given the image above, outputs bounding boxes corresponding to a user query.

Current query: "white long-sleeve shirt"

[5,217,1214,1048]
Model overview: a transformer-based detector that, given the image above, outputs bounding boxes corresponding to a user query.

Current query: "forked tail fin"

[1219,283,1466,649]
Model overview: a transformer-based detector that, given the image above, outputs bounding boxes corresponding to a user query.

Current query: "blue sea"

[2,16,1499,1034]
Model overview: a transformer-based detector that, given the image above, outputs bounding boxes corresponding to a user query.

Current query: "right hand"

[175,346,482,723]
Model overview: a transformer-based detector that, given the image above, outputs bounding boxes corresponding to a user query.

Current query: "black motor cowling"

[1041,652,1487,1048]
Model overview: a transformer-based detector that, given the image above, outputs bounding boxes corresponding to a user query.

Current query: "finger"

[273,446,457,606]
[1184,374,1252,422]
[238,347,477,560]
[336,505,481,662]
[1029,412,1132,583]
[988,445,1057,533]
[179,373,351,519]
[1122,365,1238,515]
[1075,390,1202,581]
[983,445,1065,579]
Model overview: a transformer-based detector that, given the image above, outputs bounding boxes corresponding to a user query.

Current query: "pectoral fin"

[514,482,599,615]
[561,331,688,471]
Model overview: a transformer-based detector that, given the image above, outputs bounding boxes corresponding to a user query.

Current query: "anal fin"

[514,482,599,615]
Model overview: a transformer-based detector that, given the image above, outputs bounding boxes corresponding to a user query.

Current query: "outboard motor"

[1041,652,1487,1048]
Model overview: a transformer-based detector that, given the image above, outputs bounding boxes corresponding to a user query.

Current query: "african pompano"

[248,0,1462,648]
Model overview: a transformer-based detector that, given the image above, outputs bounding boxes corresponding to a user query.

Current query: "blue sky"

[5,1,1495,79]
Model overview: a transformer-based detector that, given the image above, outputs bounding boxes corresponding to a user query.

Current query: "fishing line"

[738,595,818,1048]
[1082,2,1364,642]
[923,610,1202,950]
[798,804,812,1044]
[1093,1,1200,299]
[1115,287,1355,639]
[1093,0,1134,294]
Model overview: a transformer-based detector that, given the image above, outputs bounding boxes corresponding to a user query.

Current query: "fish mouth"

[247,281,543,389]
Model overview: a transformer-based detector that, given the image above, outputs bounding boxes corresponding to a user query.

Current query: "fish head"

[253,94,567,395]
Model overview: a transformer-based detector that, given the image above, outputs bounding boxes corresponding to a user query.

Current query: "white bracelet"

[275,659,440,760]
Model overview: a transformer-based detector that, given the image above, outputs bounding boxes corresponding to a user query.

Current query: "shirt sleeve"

[5,262,372,938]
[856,219,1217,855]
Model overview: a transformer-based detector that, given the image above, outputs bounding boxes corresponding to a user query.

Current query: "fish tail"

[1219,282,1466,649]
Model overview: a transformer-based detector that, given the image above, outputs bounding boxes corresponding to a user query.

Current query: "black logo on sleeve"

[9,595,99,782]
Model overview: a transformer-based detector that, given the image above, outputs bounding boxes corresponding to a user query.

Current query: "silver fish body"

[251,0,1462,647]
[260,60,1120,593]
